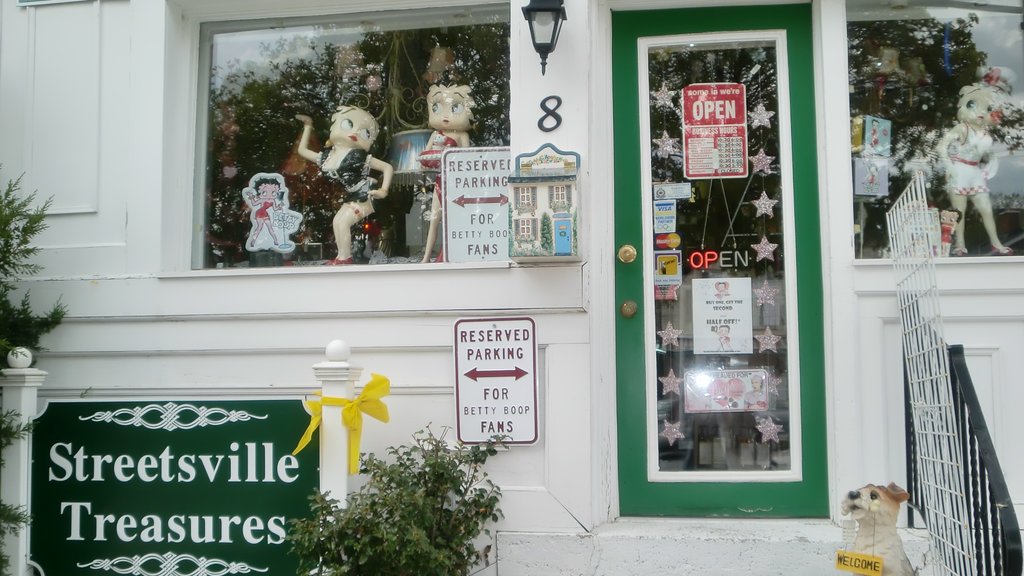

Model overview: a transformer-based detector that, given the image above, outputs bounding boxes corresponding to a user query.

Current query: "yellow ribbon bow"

[292,373,391,475]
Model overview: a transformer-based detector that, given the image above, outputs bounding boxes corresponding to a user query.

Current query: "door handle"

[620,300,638,318]
[618,244,637,264]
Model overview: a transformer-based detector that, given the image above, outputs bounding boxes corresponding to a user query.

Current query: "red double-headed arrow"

[452,194,509,207]
[463,366,528,381]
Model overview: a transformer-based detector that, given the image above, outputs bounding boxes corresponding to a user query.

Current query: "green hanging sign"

[30,399,318,576]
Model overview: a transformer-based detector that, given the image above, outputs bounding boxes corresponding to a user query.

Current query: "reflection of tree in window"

[202,13,510,268]
[848,12,1024,257]
[648,42,792,473]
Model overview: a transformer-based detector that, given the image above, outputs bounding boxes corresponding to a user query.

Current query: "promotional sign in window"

[442,148,512,263]
[30,399,317,576]
[682,82,748,179]
[683,368,769,413]
[691,277,753,354]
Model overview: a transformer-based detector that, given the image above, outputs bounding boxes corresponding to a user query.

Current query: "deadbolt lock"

[620,300,638,318]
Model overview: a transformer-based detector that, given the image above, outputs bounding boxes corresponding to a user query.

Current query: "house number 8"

[538,95,563,132]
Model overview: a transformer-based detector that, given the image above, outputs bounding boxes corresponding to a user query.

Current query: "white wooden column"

[312,340,362,506]
[0,359,45,576]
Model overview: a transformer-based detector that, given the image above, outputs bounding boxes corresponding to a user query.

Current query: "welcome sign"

[30,399,317,576]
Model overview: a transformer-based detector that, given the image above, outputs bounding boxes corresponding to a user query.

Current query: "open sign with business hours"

[681,82,748,179]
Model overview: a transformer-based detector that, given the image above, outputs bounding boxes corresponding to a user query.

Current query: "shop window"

[196,7,510,269]
[848,1,1024,258]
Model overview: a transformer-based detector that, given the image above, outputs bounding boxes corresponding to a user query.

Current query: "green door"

[613,4,827,517]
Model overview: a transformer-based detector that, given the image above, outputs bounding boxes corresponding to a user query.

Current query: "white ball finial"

[324,340,350,362]
[6,347,33,369]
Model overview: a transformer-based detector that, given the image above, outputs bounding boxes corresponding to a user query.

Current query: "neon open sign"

[687,250,750,270]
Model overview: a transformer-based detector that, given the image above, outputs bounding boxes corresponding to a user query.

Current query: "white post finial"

[312,340,362,506]
[5,347,33,369]
[324,339,350,362]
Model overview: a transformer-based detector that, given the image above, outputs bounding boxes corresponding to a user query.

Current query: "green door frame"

[613,3,828,517]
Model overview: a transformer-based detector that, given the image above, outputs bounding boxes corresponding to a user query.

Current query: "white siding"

[2,0,1022,558]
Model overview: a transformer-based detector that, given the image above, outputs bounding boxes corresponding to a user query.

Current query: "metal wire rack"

[887,172,977,576]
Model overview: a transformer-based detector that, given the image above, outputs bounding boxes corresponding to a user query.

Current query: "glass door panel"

[642,35,797,480]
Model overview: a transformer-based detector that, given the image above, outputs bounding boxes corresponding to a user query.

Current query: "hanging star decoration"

[651,83,676,111]
[755,326,782,353]
[751,191,779,218]
[749,103,775,129]
[751,236,778,262]
[659,369,683,396]
[753,278,779,306]
[756,416,784,444]
[750,149,775,175]
[652,131,681,158]
[658,322,682,349]
[660,420,685,446]
[767,374,782,397]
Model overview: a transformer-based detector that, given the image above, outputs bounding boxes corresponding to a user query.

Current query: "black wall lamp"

[522,0,567,75]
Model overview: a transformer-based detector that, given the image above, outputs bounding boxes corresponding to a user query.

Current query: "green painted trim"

[613,4,828,517]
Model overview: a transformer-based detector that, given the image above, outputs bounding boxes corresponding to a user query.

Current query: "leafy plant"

[289,428,503,576]
[0,173,66,364]
[0,171,62,575]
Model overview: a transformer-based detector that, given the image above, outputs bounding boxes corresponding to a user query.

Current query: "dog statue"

[841,483,916,576]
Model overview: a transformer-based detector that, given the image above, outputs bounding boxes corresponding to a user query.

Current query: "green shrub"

[0,171,63,575]
[0,172,65,364]
[289,428,503,576]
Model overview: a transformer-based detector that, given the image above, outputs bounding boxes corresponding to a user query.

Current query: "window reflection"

[199,8,510,269]
[848,2,1024,258]
[646,40,792,474]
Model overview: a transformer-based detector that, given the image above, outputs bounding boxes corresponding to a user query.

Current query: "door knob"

[618,244,637,264]
[620,300,638,318]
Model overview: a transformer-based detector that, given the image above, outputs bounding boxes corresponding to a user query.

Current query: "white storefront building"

[2,0,1023,574]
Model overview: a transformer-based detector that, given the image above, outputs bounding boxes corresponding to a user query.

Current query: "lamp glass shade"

[523,0,566,56]
[529,12,558,50]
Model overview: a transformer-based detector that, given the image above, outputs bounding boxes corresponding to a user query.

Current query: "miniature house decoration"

[507,144,581,262]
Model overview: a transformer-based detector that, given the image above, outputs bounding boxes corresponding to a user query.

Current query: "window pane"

[645,38,794,475]
[848,1,1024,258]
[198,7,510,269]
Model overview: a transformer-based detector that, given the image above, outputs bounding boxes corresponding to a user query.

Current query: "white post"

[1,354,45,576]
[312,340,362,507]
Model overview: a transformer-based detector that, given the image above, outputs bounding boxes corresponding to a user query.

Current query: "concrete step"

[496,519,934,575]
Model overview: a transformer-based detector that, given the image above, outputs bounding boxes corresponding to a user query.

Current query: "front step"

[496,519,933,575]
